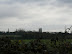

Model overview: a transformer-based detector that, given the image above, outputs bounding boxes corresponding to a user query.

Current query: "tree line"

[0,29,72,39]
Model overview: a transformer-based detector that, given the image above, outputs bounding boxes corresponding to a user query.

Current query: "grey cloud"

[0,0,50,4]
[0,0,72,32]
[0,7,18,18]
[56,0,72,7]
[0,0,54,7]
[0,0,72,7]
[58,0,72,4]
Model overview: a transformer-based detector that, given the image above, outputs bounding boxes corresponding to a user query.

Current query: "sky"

[0,0,72,32]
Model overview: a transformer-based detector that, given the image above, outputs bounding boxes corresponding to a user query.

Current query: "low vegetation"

[0,37,72,54]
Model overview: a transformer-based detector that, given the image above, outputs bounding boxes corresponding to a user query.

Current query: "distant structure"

[8,28,9,33]
[39,28,42,33]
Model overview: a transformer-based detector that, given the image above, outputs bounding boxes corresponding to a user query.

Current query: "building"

[7,28,9,33]
[39,28,42,32]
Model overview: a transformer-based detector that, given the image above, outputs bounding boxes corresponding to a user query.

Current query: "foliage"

[0,37,72,54]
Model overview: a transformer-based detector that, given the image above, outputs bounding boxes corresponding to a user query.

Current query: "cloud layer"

[0,0,72,32]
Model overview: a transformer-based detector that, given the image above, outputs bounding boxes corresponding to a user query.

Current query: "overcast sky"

[0,0,72,32]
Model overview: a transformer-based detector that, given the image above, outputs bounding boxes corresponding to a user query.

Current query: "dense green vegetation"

[0,37,72,54]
